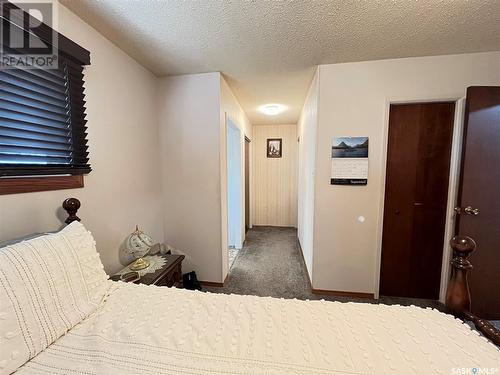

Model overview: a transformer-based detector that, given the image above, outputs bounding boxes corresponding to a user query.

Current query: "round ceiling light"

[258,103,286,116]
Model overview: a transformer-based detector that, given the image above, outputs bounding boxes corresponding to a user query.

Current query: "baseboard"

[200,273,229,288]
[200,281,224,287]
[251,225,297,229]
[311,289,374,299]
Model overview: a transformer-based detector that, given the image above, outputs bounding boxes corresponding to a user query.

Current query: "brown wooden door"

[455,87,500,319]
[245,137,250,233]
[380,102,455,299]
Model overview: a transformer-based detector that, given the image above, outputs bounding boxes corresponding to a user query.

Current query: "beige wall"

[0,4,164,274]
[157,73,251,283]
[297,70,319,279]
[311,52,500,294]
[157,73,222,283]
[252,124,297,227]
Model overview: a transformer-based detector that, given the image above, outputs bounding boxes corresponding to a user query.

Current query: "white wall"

[157,73,222,283]
[252,124,297,227]
[0,4,164,274]
[312,52,500,294]
[220,76,253,139]
[297,70,319,280]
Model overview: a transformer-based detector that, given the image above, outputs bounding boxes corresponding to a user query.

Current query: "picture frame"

[267,138,282,158]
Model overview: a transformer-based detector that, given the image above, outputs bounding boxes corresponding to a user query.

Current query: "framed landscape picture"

[267,138,282,158]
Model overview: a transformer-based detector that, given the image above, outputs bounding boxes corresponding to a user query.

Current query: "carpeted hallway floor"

[207,226,313,299]
[204,226,444,309]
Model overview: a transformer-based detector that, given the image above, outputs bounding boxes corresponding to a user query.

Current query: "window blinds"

[0,4,91,177]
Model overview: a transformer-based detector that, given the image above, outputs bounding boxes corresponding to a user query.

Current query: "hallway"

[218,226,312,299]
[206,227,445,309]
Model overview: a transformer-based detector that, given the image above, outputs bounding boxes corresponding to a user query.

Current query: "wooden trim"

[200,281,224,287]
[200,274,229,288]
[0,175,84,195]
[311,289,375,299]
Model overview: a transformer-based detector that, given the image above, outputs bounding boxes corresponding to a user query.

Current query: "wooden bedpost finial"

[445,236,475,318]
[63,198,81,224]
[446,236,500,345]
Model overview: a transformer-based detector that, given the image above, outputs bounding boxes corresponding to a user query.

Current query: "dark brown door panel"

[381,102,455,299]
[456,86,500,319]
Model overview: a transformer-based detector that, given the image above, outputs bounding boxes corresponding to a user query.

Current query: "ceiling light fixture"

[258,104,286,116]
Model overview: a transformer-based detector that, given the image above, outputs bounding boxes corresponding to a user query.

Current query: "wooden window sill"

[0,175,84,195]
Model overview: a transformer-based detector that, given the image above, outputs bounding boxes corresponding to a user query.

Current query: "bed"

[0,198,498,375]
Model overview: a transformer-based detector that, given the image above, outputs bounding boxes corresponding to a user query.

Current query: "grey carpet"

[212,227,313,299]
[205,226,443,309]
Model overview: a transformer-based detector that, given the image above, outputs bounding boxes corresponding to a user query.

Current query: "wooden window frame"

[0,175,84,195]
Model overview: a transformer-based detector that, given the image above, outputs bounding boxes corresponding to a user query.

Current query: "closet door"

[380,102,455,299]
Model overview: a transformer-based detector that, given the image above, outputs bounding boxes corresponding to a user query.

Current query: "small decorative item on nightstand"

[124,225,154,270]
[111,253,185,287]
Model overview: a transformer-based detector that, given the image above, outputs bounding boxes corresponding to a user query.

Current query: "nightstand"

[111,254,185,287]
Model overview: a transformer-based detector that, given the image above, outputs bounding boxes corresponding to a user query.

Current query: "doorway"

[245,136,251,233]
[227,118,243,268]
[380,102,456,299]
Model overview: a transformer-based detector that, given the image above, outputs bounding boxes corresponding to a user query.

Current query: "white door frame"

[438,98,465,302]
[221,113,248,282]
[373,95,465,301]
[226,117,243,250]
[245,135,253,231]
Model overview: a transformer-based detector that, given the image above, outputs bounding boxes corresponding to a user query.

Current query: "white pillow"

[0,222,109,374]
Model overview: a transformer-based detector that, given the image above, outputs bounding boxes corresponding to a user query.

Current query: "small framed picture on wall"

[267,138,282,158]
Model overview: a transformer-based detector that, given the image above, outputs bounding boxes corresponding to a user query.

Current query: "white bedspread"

[0,223,109,375]
[15,282,500,375]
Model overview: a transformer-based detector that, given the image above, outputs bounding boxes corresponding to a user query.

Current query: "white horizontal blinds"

[0,49,90,176]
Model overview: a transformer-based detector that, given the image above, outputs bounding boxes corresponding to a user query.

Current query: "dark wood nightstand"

[111,254,185,287]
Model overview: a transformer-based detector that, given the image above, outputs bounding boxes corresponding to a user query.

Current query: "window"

[0,1,91,194]
[0,51,90,176]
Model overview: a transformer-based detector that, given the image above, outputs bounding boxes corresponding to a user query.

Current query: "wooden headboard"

[61,197,499,345]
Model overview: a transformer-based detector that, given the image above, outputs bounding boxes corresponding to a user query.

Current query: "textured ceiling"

[61,0,500,124]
